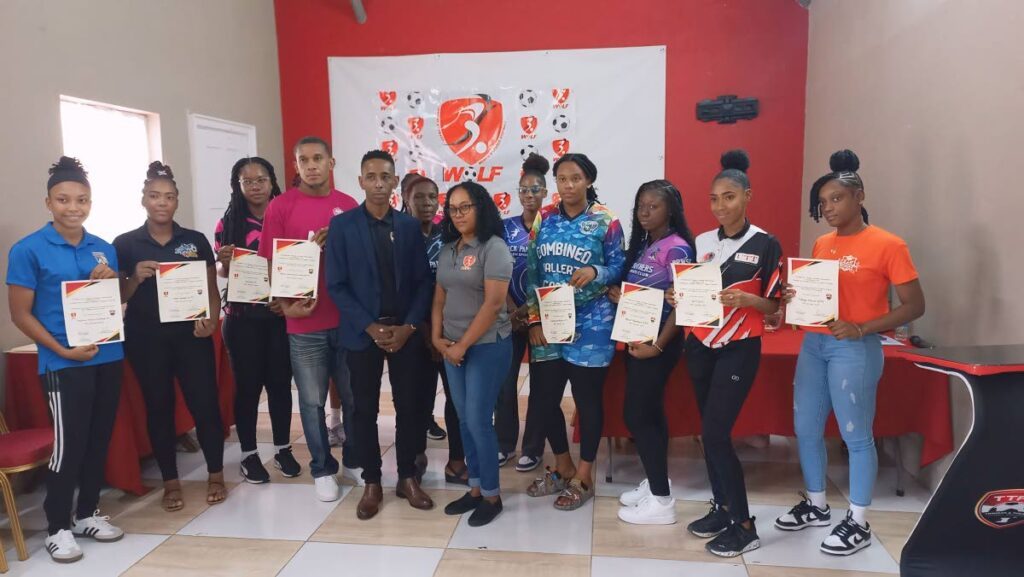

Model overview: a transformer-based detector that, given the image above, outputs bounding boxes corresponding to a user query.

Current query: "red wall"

[274,0,808,256]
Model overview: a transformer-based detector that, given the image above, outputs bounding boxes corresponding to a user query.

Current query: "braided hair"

[553,153,599,202]
[808,149,868,224]
[220,157,282,247]
[46,156,90,192]
[625,180,696,270]
[144,160,177,190]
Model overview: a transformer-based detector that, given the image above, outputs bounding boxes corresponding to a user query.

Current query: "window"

[59,96,161,242]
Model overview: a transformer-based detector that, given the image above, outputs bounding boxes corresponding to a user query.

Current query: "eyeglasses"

[449,203,476,216]
[518,185,546,196]
[239,177,270,187]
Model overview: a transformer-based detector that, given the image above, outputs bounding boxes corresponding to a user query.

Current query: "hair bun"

[720,149,750,173]
[829,149,860,172]
[522,153,550,175]
[48,156,86,176]
[147,161,174,180]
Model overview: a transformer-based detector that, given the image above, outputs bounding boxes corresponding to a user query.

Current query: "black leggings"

[495,330,528,454]
[419,346,464,462]
[528,358,608,463]
[685,334,762,523]
[623,335,684,497]
[126,322,224,481]
[223,314,292,451]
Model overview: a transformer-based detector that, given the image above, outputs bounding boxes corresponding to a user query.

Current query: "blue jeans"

[444,336,512,497]
[794,332,884,507]
[289,329,356,478]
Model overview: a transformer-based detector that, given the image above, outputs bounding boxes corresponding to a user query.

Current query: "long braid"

[221,157,282,248]
[625,180,695,269]
[808,149,868,224]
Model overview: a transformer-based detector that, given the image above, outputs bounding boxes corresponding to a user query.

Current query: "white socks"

[243,449,259,458]
[808,490,827,510]
[328,408,341,429]
[654,495,673,506]
[849,504,868,526]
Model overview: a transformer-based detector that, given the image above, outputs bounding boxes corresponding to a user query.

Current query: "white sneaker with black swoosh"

[44,529,83,563]
[820,511,872,556]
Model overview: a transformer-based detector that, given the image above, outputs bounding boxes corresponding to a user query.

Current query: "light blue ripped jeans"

[794,332,884,507]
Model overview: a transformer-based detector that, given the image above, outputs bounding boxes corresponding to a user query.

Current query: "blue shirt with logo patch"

[503,215,531,307]
[6,223,124,374]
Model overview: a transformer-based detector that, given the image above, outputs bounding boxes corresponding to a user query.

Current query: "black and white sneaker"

[45,529,83,563]
[274,446,302,478]
[687,500,731,538]
[775,492,832,531]
[427,420,447,440]
[72,510,124,542]
[706,518,761,558]
[240,452,270,484]
[515,455,541,472]
[820,511,871,556]
[497,451,514,468]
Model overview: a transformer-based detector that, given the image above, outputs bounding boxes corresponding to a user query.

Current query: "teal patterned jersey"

[526,201,625,367]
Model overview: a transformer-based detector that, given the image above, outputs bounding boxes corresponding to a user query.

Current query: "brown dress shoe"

[396,477,435,510]
[357,483,383,520]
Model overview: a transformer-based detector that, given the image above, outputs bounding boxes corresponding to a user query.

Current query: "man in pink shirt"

[259,136,359,502]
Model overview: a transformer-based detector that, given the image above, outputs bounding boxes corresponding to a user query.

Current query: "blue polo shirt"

[6,223,124,374]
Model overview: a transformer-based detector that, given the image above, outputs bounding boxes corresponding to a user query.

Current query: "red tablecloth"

[586,329,953,467]
[4,331,235,495]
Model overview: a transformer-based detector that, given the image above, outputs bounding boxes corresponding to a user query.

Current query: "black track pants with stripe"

[39,361,122,534]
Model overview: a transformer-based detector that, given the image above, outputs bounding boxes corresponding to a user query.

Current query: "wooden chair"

[0,411,53,564]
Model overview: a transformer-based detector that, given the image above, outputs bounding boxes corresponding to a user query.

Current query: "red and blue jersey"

[527,201,625,367]
[625,233,694,322]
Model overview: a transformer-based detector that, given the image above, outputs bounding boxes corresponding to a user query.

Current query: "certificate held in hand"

[611,282,663,343]
[786,258,839,327]
[61,278,124,346]
[270,239,320,299]
[156,261,211,322]
[227,248,271,304]
[673,263,723,327]
[536,284,575,344]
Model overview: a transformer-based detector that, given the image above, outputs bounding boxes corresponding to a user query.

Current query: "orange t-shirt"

[806,225,918,333]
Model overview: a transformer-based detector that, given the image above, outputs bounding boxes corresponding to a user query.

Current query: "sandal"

[527,467,567,497]
[161,484,184,513]
[445,463,470,486]
[207,481,228,505]
[554,479,594,511]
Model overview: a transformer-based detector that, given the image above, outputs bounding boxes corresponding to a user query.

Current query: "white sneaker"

[315,475,341,501]
[617,495,677,525]
[619,478,671,507]
[44,529,83,563]
[342,466,365,487]
[72,510,124,542]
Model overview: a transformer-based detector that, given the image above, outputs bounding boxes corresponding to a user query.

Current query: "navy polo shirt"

[6,223,124,374]
[113,222,215,327]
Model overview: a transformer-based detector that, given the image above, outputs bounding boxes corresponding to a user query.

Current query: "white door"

[187,113,257,248]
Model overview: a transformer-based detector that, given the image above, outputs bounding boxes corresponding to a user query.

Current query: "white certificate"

[611,282,664,343]
[227,248,271,304]
[156,261,211,322]
[536,284,575,344]
[673,263,724,327]
[785,258,839,327]
[270,239,320,299]
[61,278,124,346]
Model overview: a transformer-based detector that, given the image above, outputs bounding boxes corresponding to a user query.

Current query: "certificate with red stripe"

[611,282,663,343]
[156,261,210,322]
[270,239,320,299]
[61,278,124,346]
[227,248,271,304]
[786,258,839,327]
[536,284,575,343]
[673,263,723,327]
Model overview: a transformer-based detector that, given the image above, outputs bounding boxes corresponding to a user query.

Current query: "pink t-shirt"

[259,187,359,334]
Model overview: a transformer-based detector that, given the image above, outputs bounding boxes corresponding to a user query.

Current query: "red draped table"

[586,329,954,468]
[4,331,236,495]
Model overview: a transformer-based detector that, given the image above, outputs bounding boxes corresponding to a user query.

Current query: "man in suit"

[326,150,434,520]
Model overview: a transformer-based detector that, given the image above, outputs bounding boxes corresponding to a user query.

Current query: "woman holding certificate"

[774,150,925,556]
[610,180,695,526]
[432,181,514,527]
[114,162,226,512]
[6,157,126,563]
[214,157,301,484]
[524,152,626,511]
[678,150,782,557]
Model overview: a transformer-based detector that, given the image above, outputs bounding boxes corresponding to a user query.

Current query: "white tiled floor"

[278,542,444,577]
[2,533,168,577]
[447,492,594,555]
[827,464,931,513]
[177,482,348,541]
[591,556,749,577]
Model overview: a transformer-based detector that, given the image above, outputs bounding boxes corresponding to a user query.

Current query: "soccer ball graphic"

[552,114,571,133]
[407,91,423,108]
[463,167,478,181]
[518,89,537,108]
[380,116,397,133]
[520,145,537,160]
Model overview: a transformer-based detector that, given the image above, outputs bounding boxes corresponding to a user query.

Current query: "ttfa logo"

[378,91,397,109]
[438,94,505,165]
[552,88,571,109]
[520,116,538,139]
[976,489,1024,529]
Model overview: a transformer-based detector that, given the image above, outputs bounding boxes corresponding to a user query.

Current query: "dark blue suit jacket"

[326,205,432,351]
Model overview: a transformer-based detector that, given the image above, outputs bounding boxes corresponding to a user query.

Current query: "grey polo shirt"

[436,235,513,344]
